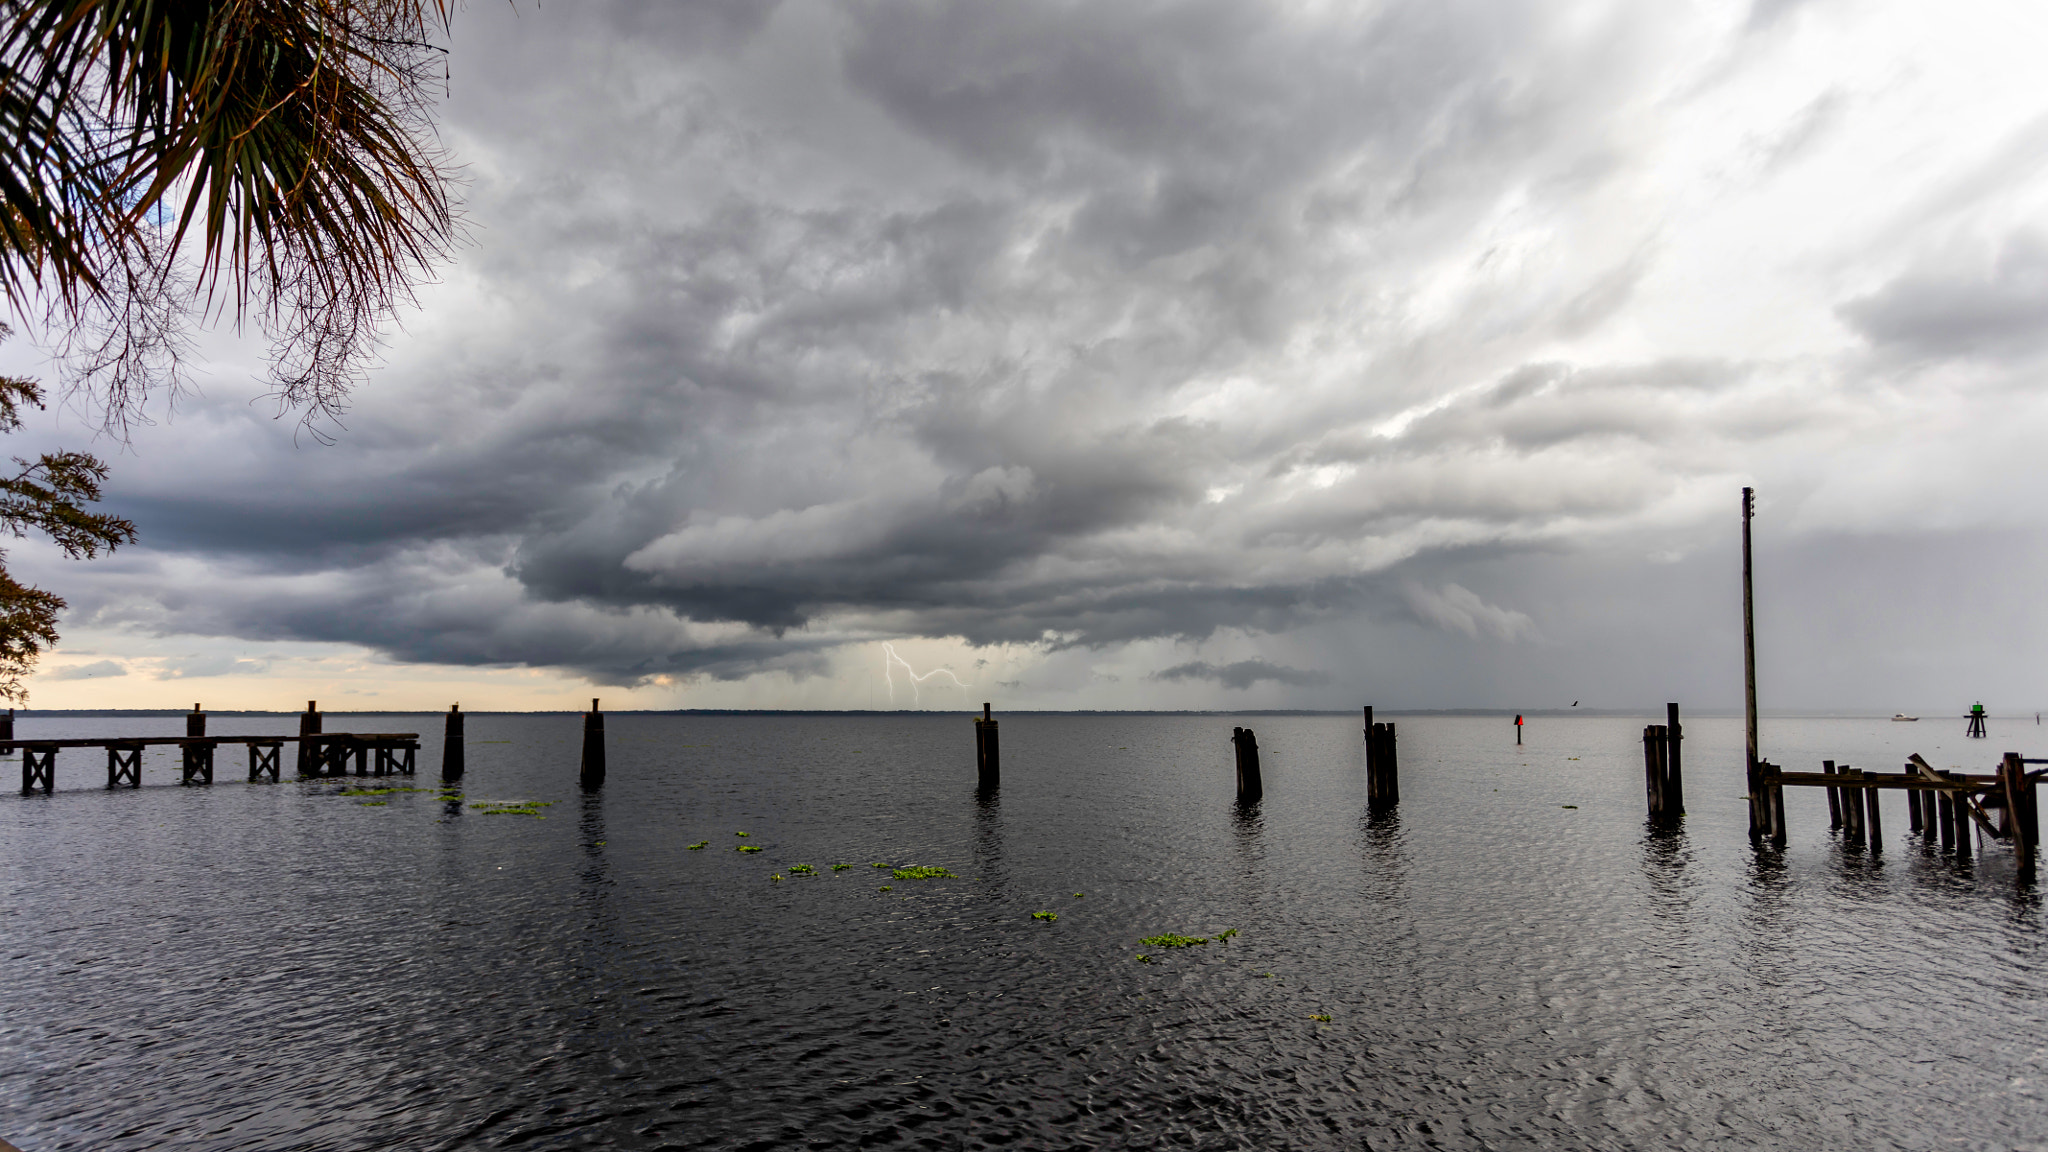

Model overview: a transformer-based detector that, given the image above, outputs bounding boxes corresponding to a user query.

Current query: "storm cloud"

[12,0,2048,710]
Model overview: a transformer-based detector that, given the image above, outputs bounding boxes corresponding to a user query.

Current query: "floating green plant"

[340,787,397,796]
[1309,1014,1331,1022]
[771,874,783,881]
[891,866,957,880]
[358,800,388,806]
[1032,911,1058,921]
[1073,892,1084,898]
[469,799,552,817]
[1561,805,1578,809]
[687,841,708,850]
[870,862,889,868]
[1139,934,1208,948]
[1217,928,1239,941]
[595,841,606,847]
[789,864,814,874]
[878,886,892,892]
[735,831,750,837]
[1134,953,1153,963]
[831,863,852,871]
[737,845,763,853]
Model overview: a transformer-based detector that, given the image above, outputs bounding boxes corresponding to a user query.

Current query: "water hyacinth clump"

[890,866,957,881]
[831,863,852,871]
[687,841,708,850]
[737,845,763,853]
[1139,934,1208,948]
[1032,911,1057,921]
[469,800,553,818]
[789,864,814,874]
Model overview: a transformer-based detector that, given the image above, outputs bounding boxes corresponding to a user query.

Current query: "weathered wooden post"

[2005,752,2038,872]
[1362,705,1375,796]
[1863,776,1882,850]
[1841,768,1862,842]
[443,704,465,783]
[1367,721,1399,807]
[1904,765,1921,833]
[1642,724,1668,821]
[296,701,322,776]
[973,703,999,789]
[1950,773,1972,860]
[1741,487,1763,839]
[1231,726,1262,803]
[1823,761,1842,828]
[1937,784,1955,851]
[1665,702,1684,816]
[579,698,605,790]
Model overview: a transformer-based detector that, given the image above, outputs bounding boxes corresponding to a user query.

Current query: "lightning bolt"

[882,641,971,707]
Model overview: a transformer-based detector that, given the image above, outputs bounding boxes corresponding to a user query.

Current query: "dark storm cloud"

[26,0,2048,702]
[1152,659,1331,690]
[1839,231,2048,361]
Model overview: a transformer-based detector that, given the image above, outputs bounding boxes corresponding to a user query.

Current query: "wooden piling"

[1904,764,1921,832]
[1842,768,1862,842]
[973,703,999,789]
[296,701,322,776]
[2012,755,2039,872]
[1232,726,1262,803]
[1643,724,1668,821]
[1950,773,1972,860]
[1362,706,1374,796]
[1665,702,1684,816]
[2003,753,2032,872]
[1864,777,1882,850]
[443,704,465,783]
[1938,786,1955,851]
[580,699,606,790]
[1367,721,1399,807]
[1823,761,1842,828]
[1741,487,1762,839]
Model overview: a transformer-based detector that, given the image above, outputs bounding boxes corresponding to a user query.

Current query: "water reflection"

[1358,808,1406,905]
[972,785,1006,894]
[1636,826,1695,926]
[1231,798,1265,894]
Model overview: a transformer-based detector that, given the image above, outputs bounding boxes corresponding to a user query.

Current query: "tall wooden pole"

[1742,487,1761,838]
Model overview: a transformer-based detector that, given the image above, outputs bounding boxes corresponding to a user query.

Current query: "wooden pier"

[7,705,418,794]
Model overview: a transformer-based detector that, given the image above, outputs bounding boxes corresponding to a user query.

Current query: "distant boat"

[1892,713,1919,722]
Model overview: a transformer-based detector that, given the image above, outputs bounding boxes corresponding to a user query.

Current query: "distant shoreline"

[7,707,1992,719]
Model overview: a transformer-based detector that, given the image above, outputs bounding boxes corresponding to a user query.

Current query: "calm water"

[1,711,2043,1150]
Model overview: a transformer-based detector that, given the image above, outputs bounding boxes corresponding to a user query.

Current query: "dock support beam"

[247,742,282,783]
[107,743,142,788]
[21,744,53,794]
[974,703,999,790]
[182,705,212,785]
[580,699,605,790]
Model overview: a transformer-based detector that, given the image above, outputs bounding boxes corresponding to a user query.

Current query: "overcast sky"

[8,0,2048,713]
